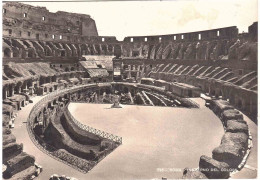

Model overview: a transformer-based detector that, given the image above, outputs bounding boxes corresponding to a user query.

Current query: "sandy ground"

[68,99,224,180]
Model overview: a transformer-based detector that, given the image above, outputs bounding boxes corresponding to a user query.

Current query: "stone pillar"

[23,82,29,94]
[17,84,22,94]
[3,87,7,99]
[9,85,14,97]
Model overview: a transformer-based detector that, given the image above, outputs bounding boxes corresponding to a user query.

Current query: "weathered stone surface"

[44,119,98,160]
[3,128,12,135]
[9,165,36,180]
[6,152,35,177]
[182,168,208,179]
[3,134,16,146]
[221,109,243,126]
[3,143,23,163]
[212,144,243,168]
[199,155,230,179]
[226,120,249,135]
[3,114,10,126]
[211,100,233,117]
[60,112,101,145]
[221,132,248,150]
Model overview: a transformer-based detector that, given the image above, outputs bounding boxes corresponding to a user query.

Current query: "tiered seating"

[147,63,257,93]
[121,38,257,62]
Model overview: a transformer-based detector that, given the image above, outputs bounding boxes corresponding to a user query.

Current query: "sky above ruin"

[19,0,258,40]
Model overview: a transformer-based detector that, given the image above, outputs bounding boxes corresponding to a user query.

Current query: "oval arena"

[2,2,258,180]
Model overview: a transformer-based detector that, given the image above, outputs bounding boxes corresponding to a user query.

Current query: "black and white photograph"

[1,0,258,179]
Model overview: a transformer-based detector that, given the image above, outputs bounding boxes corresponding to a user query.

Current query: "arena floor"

[68,100,224,179]
[11,96,257,179]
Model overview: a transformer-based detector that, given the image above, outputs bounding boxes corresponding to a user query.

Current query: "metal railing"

[26,83,122,173]
[65,108,122,144]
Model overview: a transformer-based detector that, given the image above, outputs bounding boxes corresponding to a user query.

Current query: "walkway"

[11,96,94,179]
[191,97,258,179]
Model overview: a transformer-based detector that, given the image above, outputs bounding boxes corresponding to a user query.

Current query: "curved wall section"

[26,84,122,173]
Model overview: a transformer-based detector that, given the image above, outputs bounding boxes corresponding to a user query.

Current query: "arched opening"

[61,50,66,57]
[229,91,235,104]
[114,45,122,58]
[237,99,243,109]
[106,88,111,94]
[45,48,52,56]
[14,84,21,94]
[219,90,223,98]
[123,87,129,93]
[211,89,216,97]
[65,67,69,72]
[40,77,45,85]
[4,48,11,58]
[28,49,34,58]
[71,67,75,71]
[95,44,101,55]
[8,86,13,97]
[13,49,19,57]
[52,76,56,82]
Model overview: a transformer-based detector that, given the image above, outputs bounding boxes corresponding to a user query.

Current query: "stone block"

[182,168,207,179]
[226,120,248,135]
[6,152,35,177]
[3,143,23,163]
[9,165,36,180]
[199,155,230,179]
[212,144,243,168]
[3,134,16,146]
[221,109,243,126]
[221,132,248,150]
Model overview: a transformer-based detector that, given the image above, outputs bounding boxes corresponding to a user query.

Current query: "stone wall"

[182,99,251,179]
[141,63,257,122]
[3,2,100,40]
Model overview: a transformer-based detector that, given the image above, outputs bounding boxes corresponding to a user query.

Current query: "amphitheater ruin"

[2,2,258,180]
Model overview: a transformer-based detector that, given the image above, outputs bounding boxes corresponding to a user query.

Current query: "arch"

[94,44,101,55]
[218,90,223,98]
[65,67,70,72]
[237,98,243,109]
[123,87,129,93]
[3,47,12,58]
[88,45,95,55]
[40,76,45,85]
[12,47,20,57]
[80,44,88,55]
[114,44,122,58]
[61,50,66,57]
[101,44,108,54]
[228,90,235,104]
[44,45,52,56]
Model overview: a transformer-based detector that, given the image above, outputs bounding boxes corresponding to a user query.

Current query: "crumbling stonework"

[182,168,208,179]
[199,155,230,179]
[5,152,35,177]
[226,120,249,135]
[3,143,23,163]
[212,144,244,168]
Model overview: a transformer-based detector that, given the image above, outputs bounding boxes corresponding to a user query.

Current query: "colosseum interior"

[2,1,258,180]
